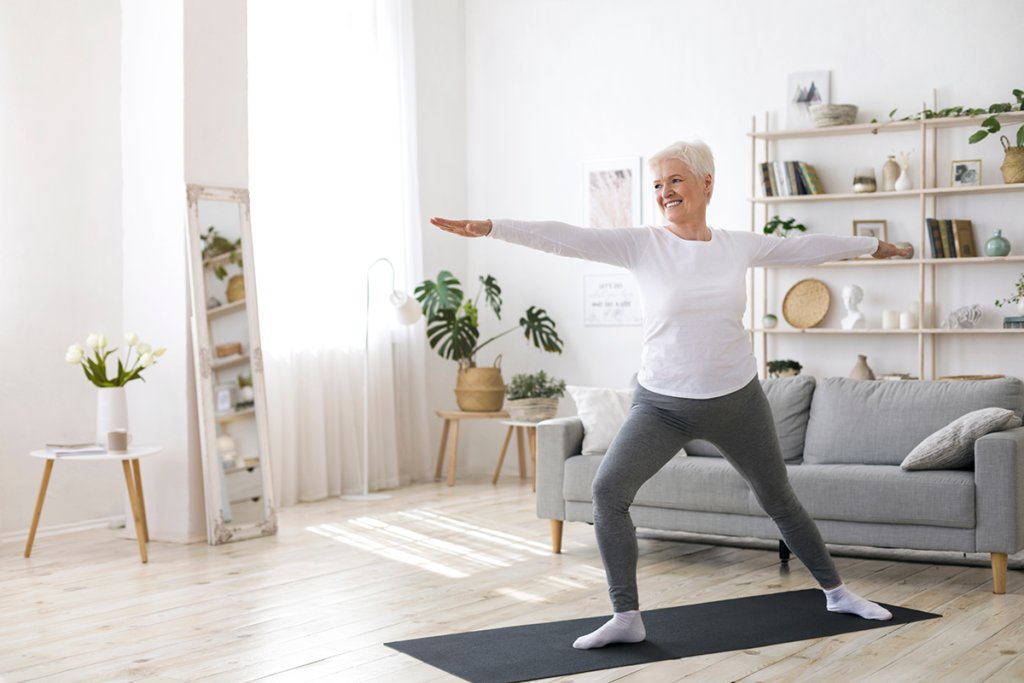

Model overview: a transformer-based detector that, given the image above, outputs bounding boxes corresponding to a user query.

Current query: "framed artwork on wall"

[853,220,887,257]
[584,274,642,326]
[787,71,830,129]
[951,159,982,187]
[582,157,642,228]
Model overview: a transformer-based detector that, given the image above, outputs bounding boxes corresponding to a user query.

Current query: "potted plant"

[767,359,802,379]
[201,226,245,302]
[995,272,1024,317]
[415,270,564,412]
[505,370,566,422]
[969,90,1024,184]
[763,216,807,238]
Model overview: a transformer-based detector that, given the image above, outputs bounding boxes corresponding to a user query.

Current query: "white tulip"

[140,353,155,368]
[154,348,167,357]
[65,345,83,364]
[125,332,139,346]
[98,334,107,349]
[86,333,101,349]
[136,342,152,355]
[74,342,86,354]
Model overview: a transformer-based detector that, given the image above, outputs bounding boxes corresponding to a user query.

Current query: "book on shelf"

[952,219,978,257]
[760,162,774,197]
[926,218,943,258]
[773,161,790,196]
[1004,316,1024,329]
[786,162,803,196]
[761,161,824,197]
[938,219,955,258]
[797,162,825,195]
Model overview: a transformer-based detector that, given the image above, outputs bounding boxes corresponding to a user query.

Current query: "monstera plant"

[415,270,563,370]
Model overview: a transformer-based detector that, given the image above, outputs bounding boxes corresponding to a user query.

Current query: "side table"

[493,420,540,491]
[435,410,509,486]
[25,445,162,563]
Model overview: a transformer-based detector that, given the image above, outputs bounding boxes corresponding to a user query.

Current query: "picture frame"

[214,384,237,414]
[582,157,642,228]
[787,71,830,129]
[951,159,981,187]
[584,274,642,326]
[853,220,887,258]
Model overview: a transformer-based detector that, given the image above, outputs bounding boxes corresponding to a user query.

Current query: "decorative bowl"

[808,104,858,128]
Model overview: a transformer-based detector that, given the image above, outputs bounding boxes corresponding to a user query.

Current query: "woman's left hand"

[871,240,912,260]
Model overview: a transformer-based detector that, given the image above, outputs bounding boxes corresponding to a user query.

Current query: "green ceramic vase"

[985,229,1011,257]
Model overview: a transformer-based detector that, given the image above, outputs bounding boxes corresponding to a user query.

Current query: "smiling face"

[652,158,712,224]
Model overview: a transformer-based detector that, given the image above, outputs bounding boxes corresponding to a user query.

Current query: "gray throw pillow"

[900,407,1022,471]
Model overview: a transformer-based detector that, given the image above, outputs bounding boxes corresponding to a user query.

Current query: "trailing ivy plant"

[995,273,1024,308]
[415,271,563,369]
[200,226,243,280]
[870,88,1024,148]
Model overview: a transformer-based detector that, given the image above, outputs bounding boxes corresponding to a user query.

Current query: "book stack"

[1004,317,1024,329]
[926,219,978,258]
[760,161,825,197]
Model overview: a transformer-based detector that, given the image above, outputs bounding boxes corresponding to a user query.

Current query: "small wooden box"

[216,342,243,358]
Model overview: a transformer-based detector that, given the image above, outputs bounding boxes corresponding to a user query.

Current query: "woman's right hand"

[430,217,492,238]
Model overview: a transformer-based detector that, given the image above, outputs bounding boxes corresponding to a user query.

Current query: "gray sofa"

[536,376,1024,593]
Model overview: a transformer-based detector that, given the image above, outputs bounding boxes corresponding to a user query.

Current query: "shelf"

[765,255,1024,268]
[211,353,250,372]
[203,248,242,270]
[749,328,1023,335]
[215,407,255,424]
[224,463,260,475]
[749,183,1024,205]
[748,111,1024,141]
[206,298,246,320]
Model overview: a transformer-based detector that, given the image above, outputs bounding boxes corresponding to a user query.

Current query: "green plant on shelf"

[995,273,1024,307]
[505,370,566,400]
[871,88,1023,148]
[763,216,806,238]
[200,226,243,280]
[767,359,802,379]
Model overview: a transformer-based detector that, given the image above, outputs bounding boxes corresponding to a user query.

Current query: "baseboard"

[1,515,125,544]
[117,527,208,544]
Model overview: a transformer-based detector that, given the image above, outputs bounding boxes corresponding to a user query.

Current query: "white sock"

[824,584,892,621]
[572,610,646,649]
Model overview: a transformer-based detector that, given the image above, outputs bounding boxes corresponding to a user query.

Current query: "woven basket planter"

[506,397,559,423]
[1001,136,1024,184]
[226,274,246,303]
[455,358,505,412]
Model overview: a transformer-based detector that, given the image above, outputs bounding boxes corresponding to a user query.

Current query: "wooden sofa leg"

[992,553,1008,594]
[779,540,791,563]
[550,520,563,554]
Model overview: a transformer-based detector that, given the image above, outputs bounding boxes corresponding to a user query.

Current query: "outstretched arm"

[430,217,492,238]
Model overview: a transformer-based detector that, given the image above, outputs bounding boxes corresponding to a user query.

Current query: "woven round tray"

[782,279,830,328]
[937,374,1005,381]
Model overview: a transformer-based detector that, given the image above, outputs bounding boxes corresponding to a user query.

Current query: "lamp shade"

[390,290,422,326]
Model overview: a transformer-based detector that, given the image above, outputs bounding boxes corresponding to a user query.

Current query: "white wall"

[421,0,1024,476]
[0,0,126,537]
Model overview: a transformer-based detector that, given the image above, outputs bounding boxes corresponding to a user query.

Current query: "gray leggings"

[592,377,842,612]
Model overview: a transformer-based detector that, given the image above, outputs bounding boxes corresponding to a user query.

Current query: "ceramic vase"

[882,156,901,191]
[853,167,877,193]
[97,386,128,450]
[849,355,875,380]
[1018,300,1024,317]
[985,229,1011,257]
[762,314,778,329]
[894,167,912,191]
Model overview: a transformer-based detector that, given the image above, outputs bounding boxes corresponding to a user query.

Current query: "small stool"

[493,420,540,491]
[435,410,509,486]
[25,445,162,563]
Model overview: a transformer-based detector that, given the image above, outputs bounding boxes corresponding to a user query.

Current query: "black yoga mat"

[386,589,939,683]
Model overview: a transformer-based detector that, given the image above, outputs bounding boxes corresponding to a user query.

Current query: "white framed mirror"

[185,184,277,544]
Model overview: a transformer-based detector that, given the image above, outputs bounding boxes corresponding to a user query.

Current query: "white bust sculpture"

[841,285,866,330]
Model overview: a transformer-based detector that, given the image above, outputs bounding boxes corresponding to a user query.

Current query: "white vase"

[894,167,912,191]
[1018,300,1024,317]
[97,386,128,450]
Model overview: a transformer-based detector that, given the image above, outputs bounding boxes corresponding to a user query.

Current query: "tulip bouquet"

[65,332,166,387]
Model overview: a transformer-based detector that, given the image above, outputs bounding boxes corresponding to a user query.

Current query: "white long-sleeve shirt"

[490,219,878,399]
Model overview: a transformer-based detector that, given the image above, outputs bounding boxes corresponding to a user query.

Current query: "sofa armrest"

[536,416,584,521]
[975,426,1024,554]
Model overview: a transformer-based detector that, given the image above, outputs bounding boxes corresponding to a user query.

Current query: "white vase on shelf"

[894,167,912,191]
[96,386,128,450]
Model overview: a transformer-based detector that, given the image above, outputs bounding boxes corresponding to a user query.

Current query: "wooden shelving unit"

[748,108,1024,379]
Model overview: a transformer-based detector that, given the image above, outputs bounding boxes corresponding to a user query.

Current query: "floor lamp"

[340,257,422,502]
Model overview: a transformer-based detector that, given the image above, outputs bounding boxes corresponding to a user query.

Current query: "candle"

[900,311,918,329]
[883,310,900,329]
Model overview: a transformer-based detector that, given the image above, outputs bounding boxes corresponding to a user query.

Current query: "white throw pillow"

[566,386,634,455]
[900,407,1022,471]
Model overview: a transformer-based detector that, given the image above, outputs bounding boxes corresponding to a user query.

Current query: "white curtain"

[248,0,430,504]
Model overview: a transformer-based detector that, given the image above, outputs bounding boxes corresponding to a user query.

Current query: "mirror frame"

[186,184,277,544]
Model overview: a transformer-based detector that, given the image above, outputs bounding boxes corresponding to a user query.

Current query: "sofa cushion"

[900,408,1022,470]
[686,375,816,463]
[786,464,976,529]
[803,377,1024,465]
[563,454,752,515]
[566,386,633,455]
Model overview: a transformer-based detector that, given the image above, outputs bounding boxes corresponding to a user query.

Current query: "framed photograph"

[214,384,237,414]
[853,220,887,257]
[951,159,981,187]
[582,157,642,228]
[584,274,642,326]
[787,71,830,129]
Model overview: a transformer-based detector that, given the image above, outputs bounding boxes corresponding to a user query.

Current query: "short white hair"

[649,140,716,204]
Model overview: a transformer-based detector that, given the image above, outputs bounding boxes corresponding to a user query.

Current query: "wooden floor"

[3,478,1024,683]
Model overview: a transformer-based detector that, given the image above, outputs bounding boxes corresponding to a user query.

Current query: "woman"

[431,140,908,650]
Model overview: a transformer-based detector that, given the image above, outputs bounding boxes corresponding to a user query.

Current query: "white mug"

[107,430,133,454]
